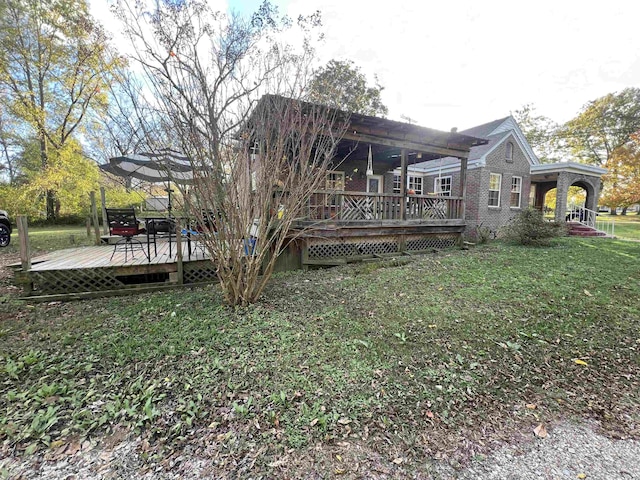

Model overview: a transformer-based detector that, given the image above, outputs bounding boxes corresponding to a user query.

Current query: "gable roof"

[402,116,539,176]
[460,117,510,138]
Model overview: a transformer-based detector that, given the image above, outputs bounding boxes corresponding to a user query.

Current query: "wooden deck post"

[175,219,184,285]
[100,186,109,235]
[90,191,101,245]
[17,215,31,271]
[459,156,468,219]
[400,148,408,221]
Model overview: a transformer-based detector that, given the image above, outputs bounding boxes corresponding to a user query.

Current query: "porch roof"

[254,95,488,169]
[530,162,607,182]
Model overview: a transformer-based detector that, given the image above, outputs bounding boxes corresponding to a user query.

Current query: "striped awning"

[100,149,196,184]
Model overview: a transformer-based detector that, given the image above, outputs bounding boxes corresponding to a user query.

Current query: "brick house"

[388,116,606,237]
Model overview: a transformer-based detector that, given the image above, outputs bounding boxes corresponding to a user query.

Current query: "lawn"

[3,225,93,255]
[1,237,639,476]
[599,213,640,241]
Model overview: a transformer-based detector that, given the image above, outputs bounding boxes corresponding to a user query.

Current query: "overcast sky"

[94,0,640,131]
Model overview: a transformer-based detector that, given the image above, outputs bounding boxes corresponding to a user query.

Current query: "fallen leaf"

[533,423,547,438]
[425,410,435,418]
[574,359,588,366]
[392,457,404,465]
[337,418,351,425]
[577,474,587,479]
[49,440,64,449]
[583,289,592,297]
[334,468,346,474]
[336,454,342,461]
[309,418,318,427]
[526,404,537,410]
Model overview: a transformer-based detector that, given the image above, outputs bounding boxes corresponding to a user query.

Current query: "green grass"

[3,225,93,255]
[599,213,640,241]
[1,238,639,473]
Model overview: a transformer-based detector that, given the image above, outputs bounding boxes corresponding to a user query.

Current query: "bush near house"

[502,207,566,246]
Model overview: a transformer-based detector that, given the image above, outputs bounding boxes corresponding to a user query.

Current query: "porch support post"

[400,148,408,221]
[555,172,569,223]
[459,156,468,219]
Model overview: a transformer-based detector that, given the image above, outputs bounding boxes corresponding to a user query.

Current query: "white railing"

[567,204,615,237]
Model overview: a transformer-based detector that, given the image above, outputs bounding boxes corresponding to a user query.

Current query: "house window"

[434,176,452,196]
[408,176,423,194]
[488,173,502,207]
[393,174,401,193]
[505,142,514,162]
[326,171,345,191]
[510,176,522,208]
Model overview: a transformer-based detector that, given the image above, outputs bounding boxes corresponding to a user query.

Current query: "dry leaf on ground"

[533,424,548,438]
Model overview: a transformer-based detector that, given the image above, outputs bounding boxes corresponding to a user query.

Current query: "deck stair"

[567,222,606,237]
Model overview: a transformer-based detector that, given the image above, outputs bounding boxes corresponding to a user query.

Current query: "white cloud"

[285,0,640,130]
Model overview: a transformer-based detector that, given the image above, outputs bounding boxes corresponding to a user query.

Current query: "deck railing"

[307,191,464,222]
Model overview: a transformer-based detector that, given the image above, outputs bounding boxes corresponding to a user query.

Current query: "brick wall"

[471,134,532,237]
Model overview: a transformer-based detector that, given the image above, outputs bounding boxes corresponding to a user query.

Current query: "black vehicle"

[0,210,11,247]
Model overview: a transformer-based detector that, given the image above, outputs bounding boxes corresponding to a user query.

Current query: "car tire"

[0,224,10,247]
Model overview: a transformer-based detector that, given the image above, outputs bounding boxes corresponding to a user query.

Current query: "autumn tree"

[0,0,121,219]
[307,59,388,116]
[563,88,640,166]
[599,133,640,214]
[115,0,346,306]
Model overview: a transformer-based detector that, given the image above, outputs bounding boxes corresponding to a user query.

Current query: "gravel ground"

[456,421,640,480]
[1,421,639,479]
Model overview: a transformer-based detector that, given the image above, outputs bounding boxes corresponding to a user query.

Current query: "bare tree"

[115,0,346,305]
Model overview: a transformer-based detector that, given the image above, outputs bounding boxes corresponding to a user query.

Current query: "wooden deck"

[13,238,217,299]
[27,238,208,271]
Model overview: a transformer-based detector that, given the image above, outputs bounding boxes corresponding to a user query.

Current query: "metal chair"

[106,208,148,262]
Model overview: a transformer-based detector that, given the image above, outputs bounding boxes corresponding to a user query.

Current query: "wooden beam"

[341,131,470,159]
[459,157,468,219]
[17,215,31,272]
[175,219,183,285]
[89,191,101,245]
[400,149,408,221]
[100,186,108,235]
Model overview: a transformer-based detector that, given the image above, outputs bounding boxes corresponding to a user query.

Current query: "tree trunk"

[610,207,617,215]
[621,206,628,215]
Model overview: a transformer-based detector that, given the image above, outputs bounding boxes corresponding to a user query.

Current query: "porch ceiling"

[333,142,443,170]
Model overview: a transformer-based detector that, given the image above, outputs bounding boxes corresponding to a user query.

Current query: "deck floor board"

[29,240,209,272]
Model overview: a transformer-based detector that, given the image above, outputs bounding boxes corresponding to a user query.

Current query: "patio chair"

[106,208,148,262]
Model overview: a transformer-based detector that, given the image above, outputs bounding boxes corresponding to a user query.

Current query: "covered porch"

[530,162,607,222]
[287,112,487,266]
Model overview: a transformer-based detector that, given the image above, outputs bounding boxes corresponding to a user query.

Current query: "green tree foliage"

[0,139,99,219]
[307,60,388,116]
[513,104,564,163]
[564,87,640,166]
[0,0,120,219]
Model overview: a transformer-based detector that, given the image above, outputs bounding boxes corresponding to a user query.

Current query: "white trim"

[505,141,514,162]
[488,116,540,165]
[434,175,452,196]
[366,174,383,193]
[530,162,607,176]
[489,172,502,208]
[408,175,423,194]
[510,176,522,209]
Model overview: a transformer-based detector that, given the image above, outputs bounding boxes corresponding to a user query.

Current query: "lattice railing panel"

[30,268,125,295]
[307,236,399,260]
[183,263,218,284]
[405,234,458,252]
